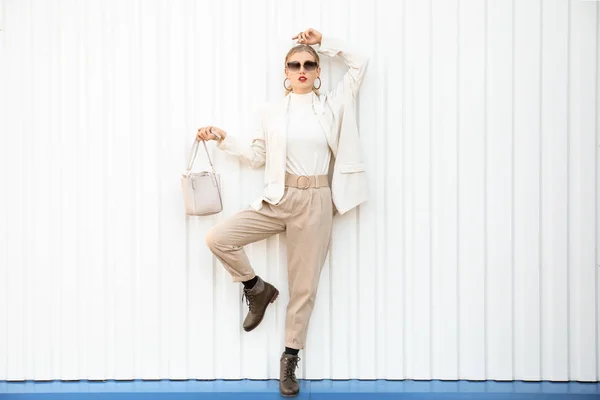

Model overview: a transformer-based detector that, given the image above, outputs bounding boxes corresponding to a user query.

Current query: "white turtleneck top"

[285,91,331,176]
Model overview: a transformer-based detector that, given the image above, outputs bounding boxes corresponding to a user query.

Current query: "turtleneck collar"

[289,91,315,105]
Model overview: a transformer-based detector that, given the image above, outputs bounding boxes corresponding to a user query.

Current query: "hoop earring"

[283,78,292,90]
[313,77,322,90]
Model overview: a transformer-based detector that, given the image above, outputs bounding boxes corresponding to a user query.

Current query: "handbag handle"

[185,139,216,176]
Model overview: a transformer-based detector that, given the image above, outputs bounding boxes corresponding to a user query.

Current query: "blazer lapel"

[312,92,337,156]
[268,95,291,174]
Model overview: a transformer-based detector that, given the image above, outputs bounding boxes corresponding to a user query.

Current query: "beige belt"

[285,173,329,189]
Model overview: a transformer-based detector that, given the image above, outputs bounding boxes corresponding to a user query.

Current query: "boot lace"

[282,356,300,381]
[242,289,256,312]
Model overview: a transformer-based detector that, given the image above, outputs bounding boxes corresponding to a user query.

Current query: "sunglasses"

[286,60,319,72]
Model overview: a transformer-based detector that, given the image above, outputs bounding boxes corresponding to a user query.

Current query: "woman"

[196,28,369,397]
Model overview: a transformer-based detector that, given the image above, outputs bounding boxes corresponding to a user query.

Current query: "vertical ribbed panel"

[0,0,598,382]
[0,0,6,383]
[513,0,541,381]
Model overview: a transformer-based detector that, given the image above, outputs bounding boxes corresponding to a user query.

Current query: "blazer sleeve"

[315,36,370,102]
[215,114,266,169]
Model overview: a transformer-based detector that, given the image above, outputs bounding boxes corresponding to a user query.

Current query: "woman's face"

[285,51,321,94]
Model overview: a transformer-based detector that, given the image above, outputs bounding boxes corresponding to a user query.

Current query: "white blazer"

[216,36,370,215]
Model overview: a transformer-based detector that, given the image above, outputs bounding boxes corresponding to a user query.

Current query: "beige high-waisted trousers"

[205,181,333,349]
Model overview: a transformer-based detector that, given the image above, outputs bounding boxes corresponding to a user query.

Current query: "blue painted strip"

[0,379,598,399]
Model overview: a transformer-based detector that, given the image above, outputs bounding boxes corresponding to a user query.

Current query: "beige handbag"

[181,139,223,216]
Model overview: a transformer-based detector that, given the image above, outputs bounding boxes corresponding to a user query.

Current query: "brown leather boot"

[279,352,300,397]
[241,276,279,332]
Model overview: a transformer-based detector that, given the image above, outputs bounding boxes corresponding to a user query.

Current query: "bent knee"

[205,226,232,251]
[205,227,219,250]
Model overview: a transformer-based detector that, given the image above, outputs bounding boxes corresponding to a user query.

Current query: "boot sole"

[243,288,279,332]
[280,386,300,398]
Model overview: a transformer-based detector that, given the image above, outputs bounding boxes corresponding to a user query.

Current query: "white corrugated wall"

[0,0,598,382]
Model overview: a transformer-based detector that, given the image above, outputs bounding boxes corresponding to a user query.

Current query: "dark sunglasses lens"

[287,62,301,71]
[304,61,318,71]
[287,61,318,72]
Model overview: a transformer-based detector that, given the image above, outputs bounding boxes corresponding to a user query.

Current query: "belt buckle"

[296,175,311,190]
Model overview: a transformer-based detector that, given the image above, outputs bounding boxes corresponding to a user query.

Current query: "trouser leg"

[283,187,333,349]
[205,204,285,282]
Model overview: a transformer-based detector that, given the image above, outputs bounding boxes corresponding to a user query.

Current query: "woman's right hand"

[196,125,226,141]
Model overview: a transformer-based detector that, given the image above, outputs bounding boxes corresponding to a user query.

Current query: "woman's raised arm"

[315,36,370,101]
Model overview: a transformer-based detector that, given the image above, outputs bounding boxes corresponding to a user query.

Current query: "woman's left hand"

[292,28,322,46]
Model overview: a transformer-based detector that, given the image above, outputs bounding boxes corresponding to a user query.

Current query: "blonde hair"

[284,44,321,96]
